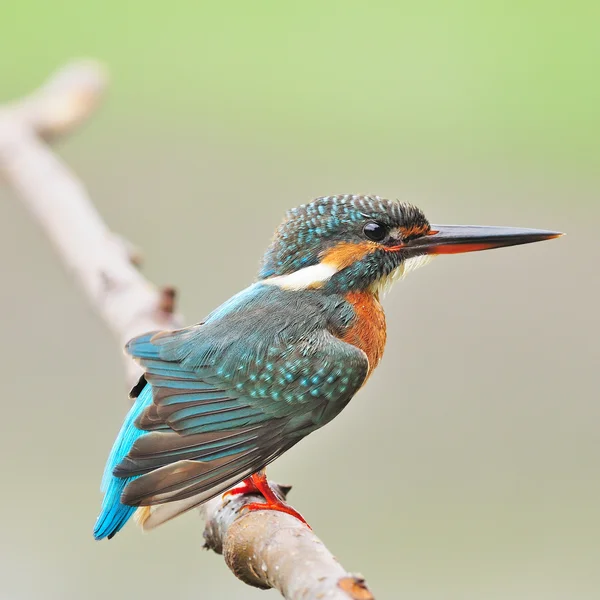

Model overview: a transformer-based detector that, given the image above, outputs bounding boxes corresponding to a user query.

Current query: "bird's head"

[259,195,561,295]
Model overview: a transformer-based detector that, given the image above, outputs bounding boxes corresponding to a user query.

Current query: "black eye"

[363,221,388,242]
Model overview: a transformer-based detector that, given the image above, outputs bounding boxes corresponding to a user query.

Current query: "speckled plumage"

[94,194,436,539]
[260,195,429,280]
[94,195,561,539]
[94,195,438,539]
[94,284,370,538]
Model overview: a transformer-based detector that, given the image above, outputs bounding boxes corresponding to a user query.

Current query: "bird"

[94,194,561,540]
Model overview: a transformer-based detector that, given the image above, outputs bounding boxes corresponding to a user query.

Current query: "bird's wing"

[115,294,368,512]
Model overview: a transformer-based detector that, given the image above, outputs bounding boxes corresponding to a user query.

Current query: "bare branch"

[203,488,374,600]
[5,60,109,141]
[0,61,375,600]
[0,60,182,386]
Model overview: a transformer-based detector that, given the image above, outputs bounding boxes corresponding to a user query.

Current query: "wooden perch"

[202,486,373,598]
[0,60,182,386]
[0,61,375,600]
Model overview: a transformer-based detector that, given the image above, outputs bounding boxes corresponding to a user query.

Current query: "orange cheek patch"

[321,242,378,270]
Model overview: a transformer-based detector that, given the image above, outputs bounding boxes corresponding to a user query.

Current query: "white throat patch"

[371,254,435,297]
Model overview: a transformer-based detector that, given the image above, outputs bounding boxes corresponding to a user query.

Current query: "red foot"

[222,477,261,498]
[222,470,311,528]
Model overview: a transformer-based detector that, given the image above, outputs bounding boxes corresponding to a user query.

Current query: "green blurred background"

[1,2,598,599]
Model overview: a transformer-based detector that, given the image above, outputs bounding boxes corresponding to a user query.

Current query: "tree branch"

[202,487,373,599]
[0,60,182,386]
[0,61,375,600]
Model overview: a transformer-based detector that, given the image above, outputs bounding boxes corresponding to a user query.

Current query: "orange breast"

[339,291,387,378]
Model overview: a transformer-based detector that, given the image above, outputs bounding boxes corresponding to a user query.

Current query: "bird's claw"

[222,472,311,528]
[242,500,311,528]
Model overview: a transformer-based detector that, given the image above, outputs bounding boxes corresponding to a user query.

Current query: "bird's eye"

[363,221,388,242]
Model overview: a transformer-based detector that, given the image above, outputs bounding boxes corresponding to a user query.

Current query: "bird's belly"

[339,291,386,377]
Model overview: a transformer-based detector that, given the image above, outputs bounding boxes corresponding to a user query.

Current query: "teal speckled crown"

[259,194,428,278]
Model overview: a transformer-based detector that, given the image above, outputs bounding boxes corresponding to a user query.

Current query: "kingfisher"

[94,194,561,540]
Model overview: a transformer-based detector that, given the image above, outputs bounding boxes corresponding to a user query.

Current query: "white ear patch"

[262,263,338,290]
[263,254,435,293]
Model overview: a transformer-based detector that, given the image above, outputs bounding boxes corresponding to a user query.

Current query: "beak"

[405,224,563,255]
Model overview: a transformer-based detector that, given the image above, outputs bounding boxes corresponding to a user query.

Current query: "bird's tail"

[93,384,152,540]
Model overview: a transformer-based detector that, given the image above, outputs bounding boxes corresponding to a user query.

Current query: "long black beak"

[405,225,563,255]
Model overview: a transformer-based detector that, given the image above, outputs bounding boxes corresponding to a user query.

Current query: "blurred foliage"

[2,0,599,167]
[1,3,599,600]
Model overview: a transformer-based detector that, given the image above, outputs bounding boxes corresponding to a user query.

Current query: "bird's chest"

[339,291,387,376]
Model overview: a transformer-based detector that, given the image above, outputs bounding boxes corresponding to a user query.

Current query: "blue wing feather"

[94,284,368,539]
[94,384,152,540]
